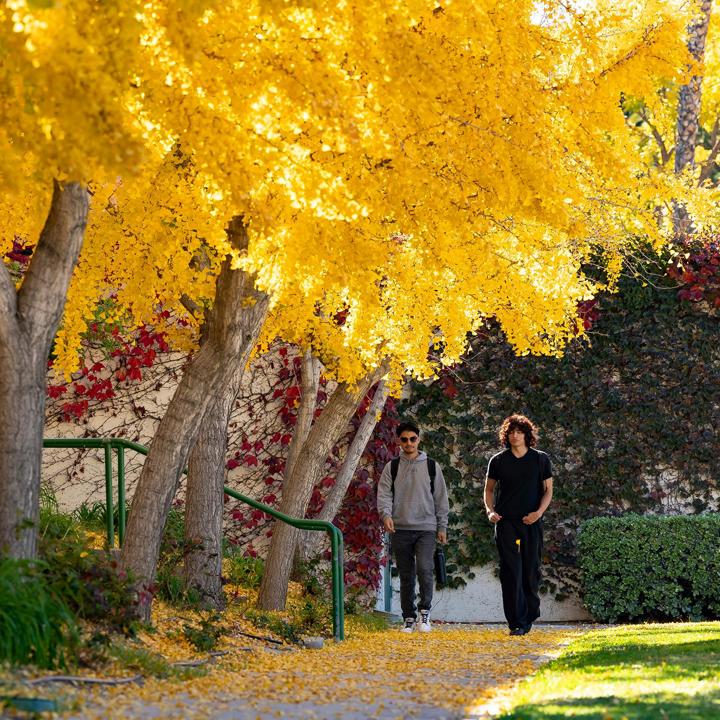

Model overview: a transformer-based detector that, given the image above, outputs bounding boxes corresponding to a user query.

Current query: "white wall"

[383,563,591,622]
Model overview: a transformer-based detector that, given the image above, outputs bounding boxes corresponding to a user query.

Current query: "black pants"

[495,519,543,629]
[391,529,435,620]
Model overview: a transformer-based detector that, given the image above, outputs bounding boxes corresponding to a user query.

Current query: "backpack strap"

[390,458,400,499]
[391,457,436,498]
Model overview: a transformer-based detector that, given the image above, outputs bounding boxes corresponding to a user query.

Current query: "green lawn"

[502,622,720,719]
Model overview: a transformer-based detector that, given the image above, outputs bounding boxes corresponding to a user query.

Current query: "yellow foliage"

[2,0,713,384]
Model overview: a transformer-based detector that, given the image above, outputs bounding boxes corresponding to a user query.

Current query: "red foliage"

[668,239,720,306]
[48,319,170,423]
[577,298,601,331]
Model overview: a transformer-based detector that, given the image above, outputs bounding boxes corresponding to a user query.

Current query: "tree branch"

[699,116,720,185]
[318,378,389,523]
[640,109,673,166]
[0,261,19,348]
[17,180,89,355]
[284,348,321,481]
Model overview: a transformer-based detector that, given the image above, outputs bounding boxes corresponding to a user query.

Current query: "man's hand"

[487,511,502,524]
[437,530,447,544]
[383,516,395,533]
[522,511,542,525]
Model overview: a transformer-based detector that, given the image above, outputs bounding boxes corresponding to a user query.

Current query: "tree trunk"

[674,0,713,233]
[257,366,385,611]
[120,217,269,620]
[0,181,89,559]
[182,381,237,608]
[296,379,389,564]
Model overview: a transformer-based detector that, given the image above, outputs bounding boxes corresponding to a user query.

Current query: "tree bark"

[0,181,89,559]
[120,217,269,620]
[296,379,389,564]
[674,0,713,233]
[257,366,385,611]
[182,380,237,609]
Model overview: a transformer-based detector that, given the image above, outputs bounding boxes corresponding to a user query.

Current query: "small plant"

[39,485,78,544]
[107,643,174,678]
[182,611,226,652]
[296,598,331,636]
[0,559,79,668]
[225,553,264,589]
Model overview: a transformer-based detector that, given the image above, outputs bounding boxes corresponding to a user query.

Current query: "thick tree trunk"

[120,217,269,620]
[296,379,389,564]
[0,181,89,559]
[182,382,237,608]
[674,0,713,232]
[257,366,384,611]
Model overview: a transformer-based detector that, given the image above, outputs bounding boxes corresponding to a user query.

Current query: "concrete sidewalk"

[65,624,588,720]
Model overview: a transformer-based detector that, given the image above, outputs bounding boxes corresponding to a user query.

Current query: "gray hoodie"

[376,451,449,532]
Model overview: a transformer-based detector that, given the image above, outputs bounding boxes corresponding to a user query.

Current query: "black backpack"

[390,457,436,497]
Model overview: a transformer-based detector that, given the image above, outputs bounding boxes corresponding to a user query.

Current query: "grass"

[501,622,720,719]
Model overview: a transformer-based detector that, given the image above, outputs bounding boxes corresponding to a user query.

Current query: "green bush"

[0,559,79,668]
[578,514,720,622]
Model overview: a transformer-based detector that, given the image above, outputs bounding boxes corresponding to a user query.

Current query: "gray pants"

[391,529,436,620]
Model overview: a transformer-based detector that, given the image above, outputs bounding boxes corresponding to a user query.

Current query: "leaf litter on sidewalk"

[67,619,581,719]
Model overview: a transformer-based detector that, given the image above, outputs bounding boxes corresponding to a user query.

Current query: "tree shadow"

[505,687,720,719]
[549,633,720,681]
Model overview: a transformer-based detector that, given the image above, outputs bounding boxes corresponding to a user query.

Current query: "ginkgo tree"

[2,0,717,620]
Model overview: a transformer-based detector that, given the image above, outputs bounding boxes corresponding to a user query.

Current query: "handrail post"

[117,443,126,546]
[103,442,114,548]
[329,526,345,641]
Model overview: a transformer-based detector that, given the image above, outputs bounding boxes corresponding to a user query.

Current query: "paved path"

[58,624,587,720]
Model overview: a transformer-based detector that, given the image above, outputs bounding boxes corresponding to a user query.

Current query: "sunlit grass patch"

[499,622,720,719]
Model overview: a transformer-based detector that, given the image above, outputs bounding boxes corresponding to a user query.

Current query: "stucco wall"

[379,563,590,622]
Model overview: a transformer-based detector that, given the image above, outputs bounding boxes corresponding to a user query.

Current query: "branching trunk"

[674,0,713,232]
[257,365,385,611]
[296,379,389,564]
[0,181,89,559]
[120,217,269,620]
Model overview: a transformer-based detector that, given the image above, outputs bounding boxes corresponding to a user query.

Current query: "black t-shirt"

[487,448,552,519]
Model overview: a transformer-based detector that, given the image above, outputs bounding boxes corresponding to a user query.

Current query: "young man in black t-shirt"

[484,414,553,636]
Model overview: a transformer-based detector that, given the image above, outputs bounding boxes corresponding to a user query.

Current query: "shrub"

[578,514,720,622]
[0,559,79,668]
[39,490,140,633]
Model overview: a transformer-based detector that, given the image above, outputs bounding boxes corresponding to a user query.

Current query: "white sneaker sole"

[418,624,432,632]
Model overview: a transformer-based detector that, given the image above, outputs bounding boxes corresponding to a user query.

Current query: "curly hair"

[498,414,538,448]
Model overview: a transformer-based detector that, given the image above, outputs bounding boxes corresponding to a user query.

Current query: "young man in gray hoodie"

[377,421,449,633]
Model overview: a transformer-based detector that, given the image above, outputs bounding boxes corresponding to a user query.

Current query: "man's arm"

[484,477,502,524]
[522,477,553,525]
[376,462,395,533]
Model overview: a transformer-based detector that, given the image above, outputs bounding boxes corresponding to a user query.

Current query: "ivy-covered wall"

[399,266,720,599]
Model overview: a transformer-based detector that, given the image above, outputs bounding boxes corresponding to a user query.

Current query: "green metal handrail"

[42,436,345,640]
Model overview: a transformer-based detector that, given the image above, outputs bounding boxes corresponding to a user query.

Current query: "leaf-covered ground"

[57,621,581,719]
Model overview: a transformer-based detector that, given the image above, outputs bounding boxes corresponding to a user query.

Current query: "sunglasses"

[399,436,418,443]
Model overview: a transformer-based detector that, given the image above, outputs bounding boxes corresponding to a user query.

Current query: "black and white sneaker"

[401,617,416,633]
[418,610,432,633]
